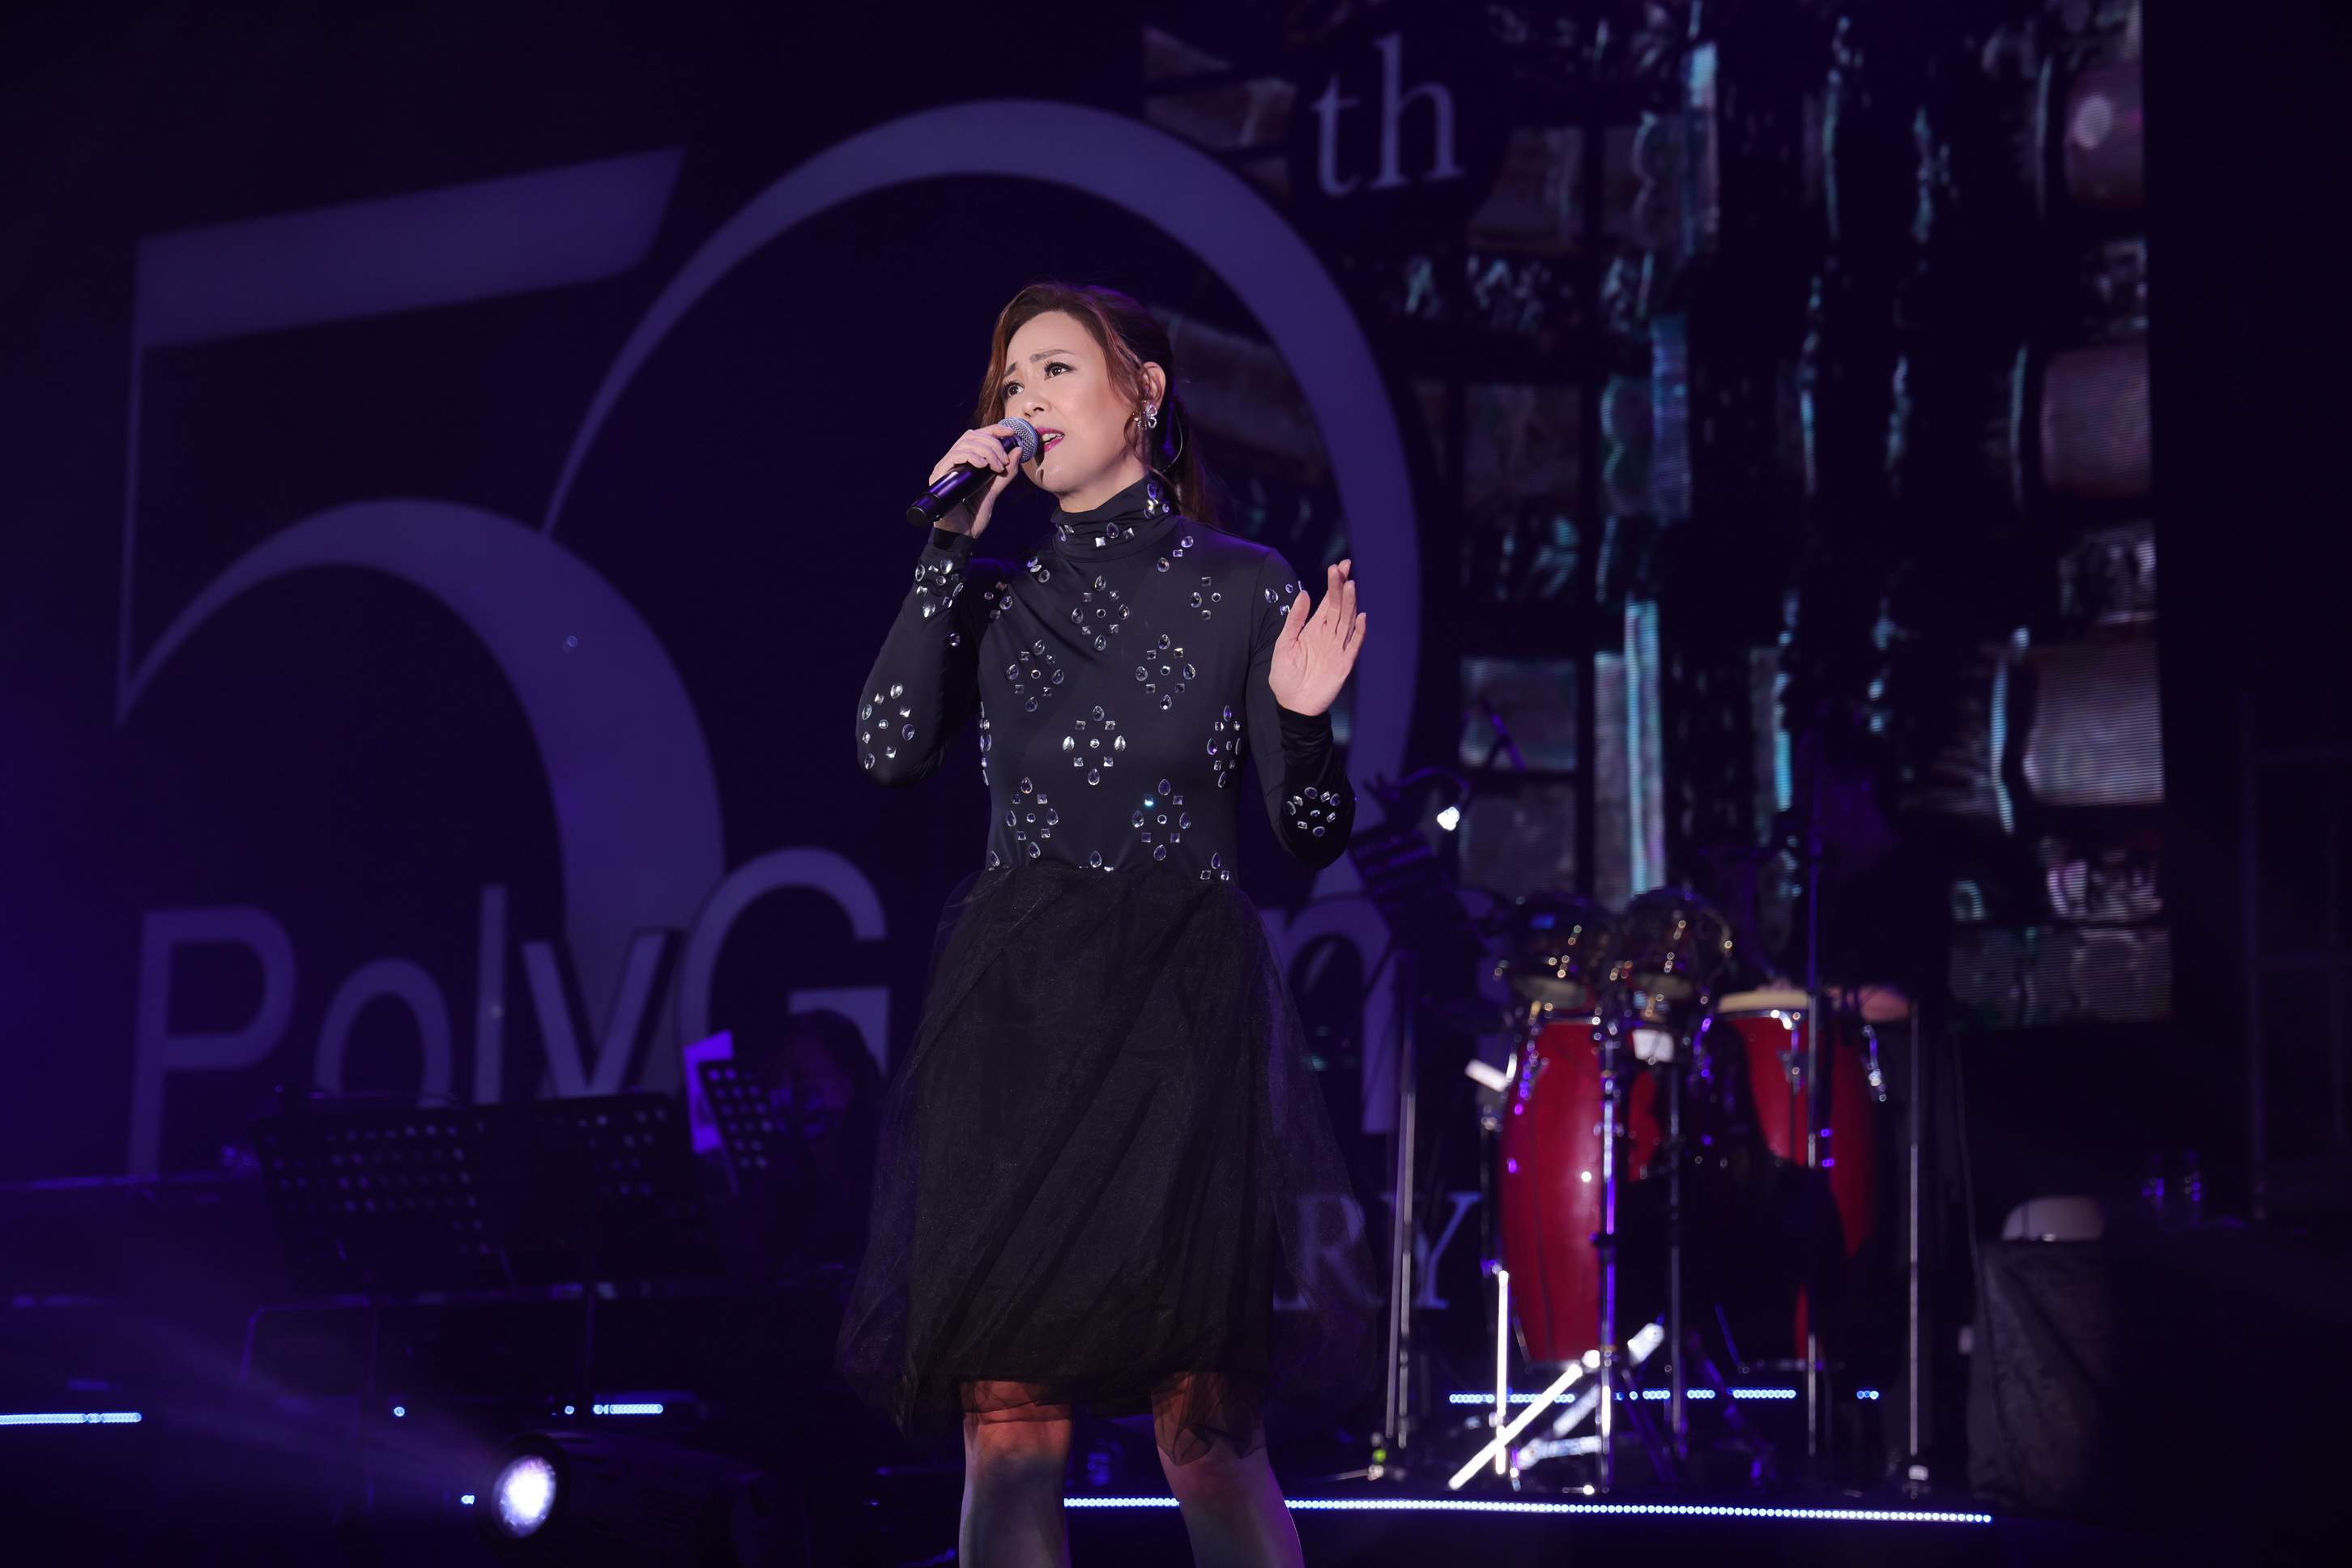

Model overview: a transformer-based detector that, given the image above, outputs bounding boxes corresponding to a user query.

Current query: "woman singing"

[842,283,1375,1568]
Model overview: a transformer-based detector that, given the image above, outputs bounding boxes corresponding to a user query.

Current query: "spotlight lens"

[1436,805,1461,833]
[492,1455,558,1538]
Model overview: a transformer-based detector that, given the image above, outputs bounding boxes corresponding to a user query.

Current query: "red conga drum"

[1704,990,1881,1258]
[1498,1017,1662,1365]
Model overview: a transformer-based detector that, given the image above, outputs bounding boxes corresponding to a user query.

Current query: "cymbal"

[1510,972,1595,1008]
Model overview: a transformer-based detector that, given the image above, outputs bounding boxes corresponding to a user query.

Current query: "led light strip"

[1063,1497,1991,1523]
[1452,1387,1874,1405]
[591,1402,665,1416]
[0,1412,144,1426]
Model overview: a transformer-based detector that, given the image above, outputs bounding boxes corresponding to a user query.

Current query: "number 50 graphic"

[115,102,1418,1172]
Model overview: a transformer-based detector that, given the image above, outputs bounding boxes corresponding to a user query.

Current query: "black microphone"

[905,418,1041,526]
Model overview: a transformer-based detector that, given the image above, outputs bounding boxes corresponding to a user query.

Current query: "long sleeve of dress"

[857,529,995,787]
[1244,552,1356,869]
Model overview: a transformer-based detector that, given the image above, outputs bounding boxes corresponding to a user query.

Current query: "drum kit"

[1457,885,1898,1491]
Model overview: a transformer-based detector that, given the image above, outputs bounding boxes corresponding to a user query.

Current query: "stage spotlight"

[475,1428,782,1566]
[492,1453,559,1538]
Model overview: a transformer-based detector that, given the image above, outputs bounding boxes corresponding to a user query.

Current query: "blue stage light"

[0,1411,143,1425]
[475,1429,780,1565]
[1454,1387,1761,1406]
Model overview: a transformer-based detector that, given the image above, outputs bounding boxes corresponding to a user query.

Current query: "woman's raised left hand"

[1268,561,1368,716]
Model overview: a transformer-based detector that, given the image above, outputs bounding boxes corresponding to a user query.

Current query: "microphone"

[905,418,1041,526]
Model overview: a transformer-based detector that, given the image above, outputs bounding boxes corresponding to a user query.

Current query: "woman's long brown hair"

[974,282,1217,526]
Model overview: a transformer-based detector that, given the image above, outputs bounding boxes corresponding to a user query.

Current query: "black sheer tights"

[962,1374,1260,1467]
[960,1378,1302,1568]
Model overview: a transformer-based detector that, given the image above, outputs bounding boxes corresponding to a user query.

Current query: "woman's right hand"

[927,424,1025,538]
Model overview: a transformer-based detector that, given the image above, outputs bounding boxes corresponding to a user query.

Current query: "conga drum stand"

[1592,1024,1681,1492]
[1595,1022,1622,1491]
[1666,1056,1688,1463]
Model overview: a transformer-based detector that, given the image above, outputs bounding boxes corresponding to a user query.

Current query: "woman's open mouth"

[1037,428,1064,454]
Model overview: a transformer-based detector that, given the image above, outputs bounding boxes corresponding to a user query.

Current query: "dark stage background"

[0,0,2346,1558]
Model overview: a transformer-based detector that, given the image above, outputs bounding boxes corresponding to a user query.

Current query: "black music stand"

[252,1092,721,1293]
[250,1098,510,1296]
[472,1094,722,1289]
[696,1058,786,1195]
[1348,815,1485,974]
[249,1092,722,1515]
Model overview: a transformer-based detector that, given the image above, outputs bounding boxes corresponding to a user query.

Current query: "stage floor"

[840,1478,2196,1568]
[0,1426,2234,1566]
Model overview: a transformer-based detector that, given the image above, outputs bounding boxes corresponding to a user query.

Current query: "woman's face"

[997,310,1161,507]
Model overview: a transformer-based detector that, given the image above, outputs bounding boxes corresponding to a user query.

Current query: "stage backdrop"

[0,6,1432,1179]
[0,2,2165,1212]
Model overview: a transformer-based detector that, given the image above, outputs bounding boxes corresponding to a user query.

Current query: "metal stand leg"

[360,1282,381,1509]
[1493,1267,1511,1477]
[1376,953,1419,1476]
[1803,767,1826,1474]
[1667,1060,1687,1464]
[1596,1025,1621,1493]
[1905,1009,1928,1493]
[1684,1328,1776,1485]
[1802,1003,1823,1469]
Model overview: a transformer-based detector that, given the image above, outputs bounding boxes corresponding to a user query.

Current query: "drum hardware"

[1446,1320,1665,1489]
[1676,1327,1778,1485]
[1665,1053,1686,1462]
[1616,888,1734,1481]
[1446,1348,1592,1489]
[1800,756,1833,1471]
[1509,1320,1672,1472]
[1596,1017,1624,1490]
[1802,992,1824,1468]
[1490,1327,1776,1491]
[1590,1033,1699,1489]
[1475,876,1916,1495]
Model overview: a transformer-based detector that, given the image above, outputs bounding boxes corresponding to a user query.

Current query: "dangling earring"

[1144,404,1159,430]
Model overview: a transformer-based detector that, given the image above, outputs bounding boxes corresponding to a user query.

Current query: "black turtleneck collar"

[1049,475,1184,561]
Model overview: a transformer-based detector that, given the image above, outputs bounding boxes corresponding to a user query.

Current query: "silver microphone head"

[1002,416,1042,464]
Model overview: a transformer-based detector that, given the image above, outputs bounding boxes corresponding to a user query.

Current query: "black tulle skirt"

[838,862,1375,1459]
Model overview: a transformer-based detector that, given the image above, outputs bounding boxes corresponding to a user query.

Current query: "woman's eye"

[1000,381,1019,401]
[1043,361,1071,377]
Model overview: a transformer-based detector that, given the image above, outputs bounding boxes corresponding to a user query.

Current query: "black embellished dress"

[839,475,1374,1457]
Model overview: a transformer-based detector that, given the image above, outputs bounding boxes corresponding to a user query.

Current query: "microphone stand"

[1374,948,1419,1478]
